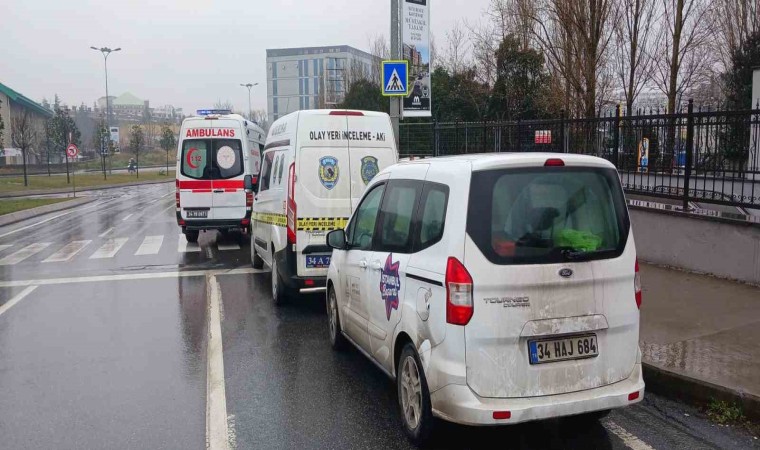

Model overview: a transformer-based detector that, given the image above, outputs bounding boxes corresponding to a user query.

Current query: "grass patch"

[0,198,71,216]
[706,399,745,425]
[0,170,175,194]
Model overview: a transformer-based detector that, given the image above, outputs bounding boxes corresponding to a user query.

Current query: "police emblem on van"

[360,156,380,184]
[319,156,339,190]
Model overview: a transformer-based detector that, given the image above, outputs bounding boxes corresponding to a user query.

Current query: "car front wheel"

[327,287,346,351]
[398,343,434,446]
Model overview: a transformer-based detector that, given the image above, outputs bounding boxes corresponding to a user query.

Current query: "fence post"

[454,120,459,155]
[431,120,437,157]
[560,110,566,153]
[613,104,621,167]
[683,99,694,211]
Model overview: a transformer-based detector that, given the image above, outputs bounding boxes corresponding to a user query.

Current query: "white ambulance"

[251,110,398,304]
[176,110,266,242]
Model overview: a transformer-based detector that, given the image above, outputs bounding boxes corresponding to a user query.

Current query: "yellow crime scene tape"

[252,213,348,231]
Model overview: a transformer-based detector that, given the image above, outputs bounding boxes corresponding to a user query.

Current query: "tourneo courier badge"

[360,156,380,184]
[319,156,339,190]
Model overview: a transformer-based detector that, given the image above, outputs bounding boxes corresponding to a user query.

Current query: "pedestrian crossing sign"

[382,60,408,97]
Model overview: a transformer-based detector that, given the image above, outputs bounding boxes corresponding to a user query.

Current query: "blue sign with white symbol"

[382,61,408,97]
[197,109,231,116]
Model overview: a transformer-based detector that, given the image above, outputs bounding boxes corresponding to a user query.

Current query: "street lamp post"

[240,83,259,121]
[91,46,121,180]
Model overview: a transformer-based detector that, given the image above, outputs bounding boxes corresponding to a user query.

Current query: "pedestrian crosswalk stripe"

[89,238,129,259]
[43,240,92,263]
[135,235,164,256]
[0,243,52,266]
[0,244,13,253]
[178,235,201,253]
[218,243,240,251]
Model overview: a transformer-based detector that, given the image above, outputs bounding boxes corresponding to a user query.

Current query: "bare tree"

[712,0,760,73]
[532,0,618,117]
[367,33,389,81]
[614,0,657,116]
[440,21,471,74]
[11,109,41,186]
[652,0,713,114]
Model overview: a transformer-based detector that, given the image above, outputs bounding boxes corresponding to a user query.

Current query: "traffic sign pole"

[66,144,79,198]
[390,0,401,150]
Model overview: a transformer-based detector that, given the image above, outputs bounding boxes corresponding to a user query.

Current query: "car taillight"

[446,257,473,326]
[287,163,297,245]
[634,259,642,309]
[245,191,253,209]
[175,179,181,208]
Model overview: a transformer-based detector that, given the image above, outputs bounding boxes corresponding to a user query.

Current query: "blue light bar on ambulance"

[197,109,231,116]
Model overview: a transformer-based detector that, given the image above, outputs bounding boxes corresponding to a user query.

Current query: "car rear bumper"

[430,363,644,426]
[177,212,250,231]
[274,246,327,294]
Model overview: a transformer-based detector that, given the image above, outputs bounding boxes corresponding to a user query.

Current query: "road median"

[0,177,174,199]
[0,197,97,227]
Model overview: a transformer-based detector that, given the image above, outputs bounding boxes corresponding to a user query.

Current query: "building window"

[273,80,278,96]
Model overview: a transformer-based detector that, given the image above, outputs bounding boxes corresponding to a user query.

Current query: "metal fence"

[399,101,760,210]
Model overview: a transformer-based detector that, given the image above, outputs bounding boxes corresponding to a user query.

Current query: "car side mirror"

[327,229,347,250]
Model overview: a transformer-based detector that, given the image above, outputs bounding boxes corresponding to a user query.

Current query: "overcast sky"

[4,0,491,115]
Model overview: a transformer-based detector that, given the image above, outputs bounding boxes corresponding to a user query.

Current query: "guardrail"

[400,101,760,210]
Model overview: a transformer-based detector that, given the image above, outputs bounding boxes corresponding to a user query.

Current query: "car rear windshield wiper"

[559,248,610,261]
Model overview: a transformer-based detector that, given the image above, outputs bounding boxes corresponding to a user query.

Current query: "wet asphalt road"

[0,183,758,449]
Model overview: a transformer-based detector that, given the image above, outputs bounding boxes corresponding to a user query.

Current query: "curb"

[642,362,760,421]
[0,179,173,199]
[0,197,97,227]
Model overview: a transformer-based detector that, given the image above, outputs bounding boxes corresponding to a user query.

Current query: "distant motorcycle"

[127,161,137,174]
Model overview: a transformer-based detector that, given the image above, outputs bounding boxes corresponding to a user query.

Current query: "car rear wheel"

[271,252,286,306]
[327,287,346,351]
[398,344,434,446]
[184,230,199,243]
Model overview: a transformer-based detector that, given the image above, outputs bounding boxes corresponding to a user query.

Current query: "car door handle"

[358,260,368,270]
[213,189,224,193]
[370,260,382,271]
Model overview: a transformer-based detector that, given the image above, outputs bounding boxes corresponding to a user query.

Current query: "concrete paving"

[640,263,760,413]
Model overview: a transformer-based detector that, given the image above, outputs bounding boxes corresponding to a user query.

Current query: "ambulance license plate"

[186,210,208,218]
[528,334,598,364]
[306,255,331,268]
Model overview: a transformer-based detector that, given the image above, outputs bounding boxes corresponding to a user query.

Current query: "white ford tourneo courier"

[251,110,398,304]
[176,111,266,243]
[325,153,644,444]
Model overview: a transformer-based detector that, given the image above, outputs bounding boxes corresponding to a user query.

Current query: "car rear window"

[467,167,630,265]
[181,139,243,180]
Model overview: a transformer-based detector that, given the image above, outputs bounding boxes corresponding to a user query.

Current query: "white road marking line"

[0,244,13,253]
[0,286,38,318]
[0,243,52,266]
[0,267,263,288]
[89,238,129,259]
[163,204,177,213]
[99,227,115,238]
[122,214,133,221]
[178,235,201,253]
[206,274,229,450]
[218,243,240,251]
[43,240,92,263]
[135,235,164,256]
[0,201,105,239]
[602,420,656,450]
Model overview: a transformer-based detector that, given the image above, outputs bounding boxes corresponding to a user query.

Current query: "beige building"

[0,82,54,165]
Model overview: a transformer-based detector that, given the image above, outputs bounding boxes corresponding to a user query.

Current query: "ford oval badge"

[559,268,573,278]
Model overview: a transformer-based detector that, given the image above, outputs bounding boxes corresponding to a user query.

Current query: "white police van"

[325,153,644,445]
[176,110,266,242]
[251,110,398,304]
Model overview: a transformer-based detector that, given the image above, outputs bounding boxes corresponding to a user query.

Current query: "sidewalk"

[639,263,760,418]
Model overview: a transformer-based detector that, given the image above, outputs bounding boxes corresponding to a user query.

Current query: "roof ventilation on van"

[329,111,364,116]
[544,158,565,167]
